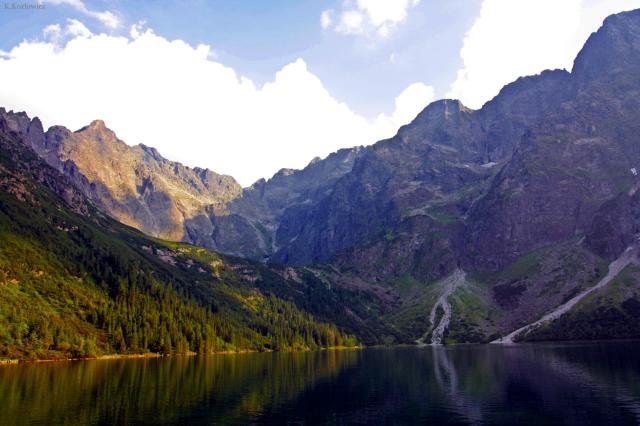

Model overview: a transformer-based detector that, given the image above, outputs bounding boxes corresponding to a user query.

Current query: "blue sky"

[0,0,480,115]
[0,0,638,185]
[127,0,480,115]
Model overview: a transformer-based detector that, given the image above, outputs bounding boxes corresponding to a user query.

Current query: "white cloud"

[66,19,92,38]
[447,0,640,109]
[0,22,434,186]
[336,10,366,34]
[323,0,421,37]
[320,9,333,30]
[130,21,146,39]
[376,83,435,129]
[92,10,120,29]
[42,19,92,45]
[358,0,421,27]
[45,0,121,29]
[42,23,62,41]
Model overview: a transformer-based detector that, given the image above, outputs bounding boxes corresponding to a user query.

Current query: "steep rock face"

[11,115,243,243]
[272,99,489,268]
[274,10,640,280]
[3,107,363,259]
[572,9,640,87]
[272,70,575,270]
[586,189,640,261]
[225,146,364,257]
[234,148,362,228]
[464,9,640,271]
[0,110,89,215]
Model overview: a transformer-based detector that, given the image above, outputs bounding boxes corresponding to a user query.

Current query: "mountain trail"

[492,245,639,344]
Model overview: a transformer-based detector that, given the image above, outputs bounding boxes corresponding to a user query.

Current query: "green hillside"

[0,130,357,360]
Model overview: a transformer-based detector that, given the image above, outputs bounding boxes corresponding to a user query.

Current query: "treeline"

[255,295,358,350]
[94,279,356,356]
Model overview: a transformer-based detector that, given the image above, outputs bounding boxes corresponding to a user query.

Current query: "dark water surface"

[2,341,640,425]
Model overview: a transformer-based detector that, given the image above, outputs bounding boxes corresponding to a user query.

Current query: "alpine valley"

[2,8,640,360]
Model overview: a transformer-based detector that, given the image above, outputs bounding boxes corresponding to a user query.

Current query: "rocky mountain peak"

[0,108,44,152]
[273,168,296,179]
[76,119,119,144]
[410,99,472,125]
[0,108,31,134]
[4,113,244,244]
[138,143,166,162]
[572,8,640,85]
[89,119,107,129]
[307,156,322,166]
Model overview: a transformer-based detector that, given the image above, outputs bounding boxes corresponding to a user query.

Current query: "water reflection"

[2,342,640,425]
[427,343,640,425]
[432,347,483,424]
[0,350,358,425]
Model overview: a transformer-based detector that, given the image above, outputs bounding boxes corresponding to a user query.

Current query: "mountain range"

[2,9,640,358]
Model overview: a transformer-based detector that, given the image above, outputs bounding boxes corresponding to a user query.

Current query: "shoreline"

[0,345,364,366]
[5,339,639,365]
[3,339,639,365]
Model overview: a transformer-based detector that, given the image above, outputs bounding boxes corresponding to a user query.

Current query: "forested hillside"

[0,125,357,360]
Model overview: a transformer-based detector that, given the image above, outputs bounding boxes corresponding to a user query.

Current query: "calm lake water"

[2,341,640,425]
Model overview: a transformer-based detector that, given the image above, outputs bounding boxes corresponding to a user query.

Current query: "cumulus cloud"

[448,0,640,109]
[320,9,333,30]
[42,19,92,45]
[323,0,421,37]
[0,21,434,185]
[45,0,121,29]
[376,83,435,129]
[65,19,93,37]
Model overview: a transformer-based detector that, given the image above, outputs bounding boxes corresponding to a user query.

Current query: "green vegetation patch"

[446,286,490,344]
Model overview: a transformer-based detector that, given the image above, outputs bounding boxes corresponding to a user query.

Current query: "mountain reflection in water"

[1,342,640,425]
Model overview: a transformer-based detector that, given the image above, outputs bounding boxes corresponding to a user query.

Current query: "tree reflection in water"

[0,350,359,425]
[2,343,640,425]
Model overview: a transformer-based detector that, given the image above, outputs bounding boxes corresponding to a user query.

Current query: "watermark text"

[3,2,46,10]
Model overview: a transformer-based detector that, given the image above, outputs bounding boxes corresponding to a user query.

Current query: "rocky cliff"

[0,106,366,259]
[1,112,242,243]
[276,9,640,276]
